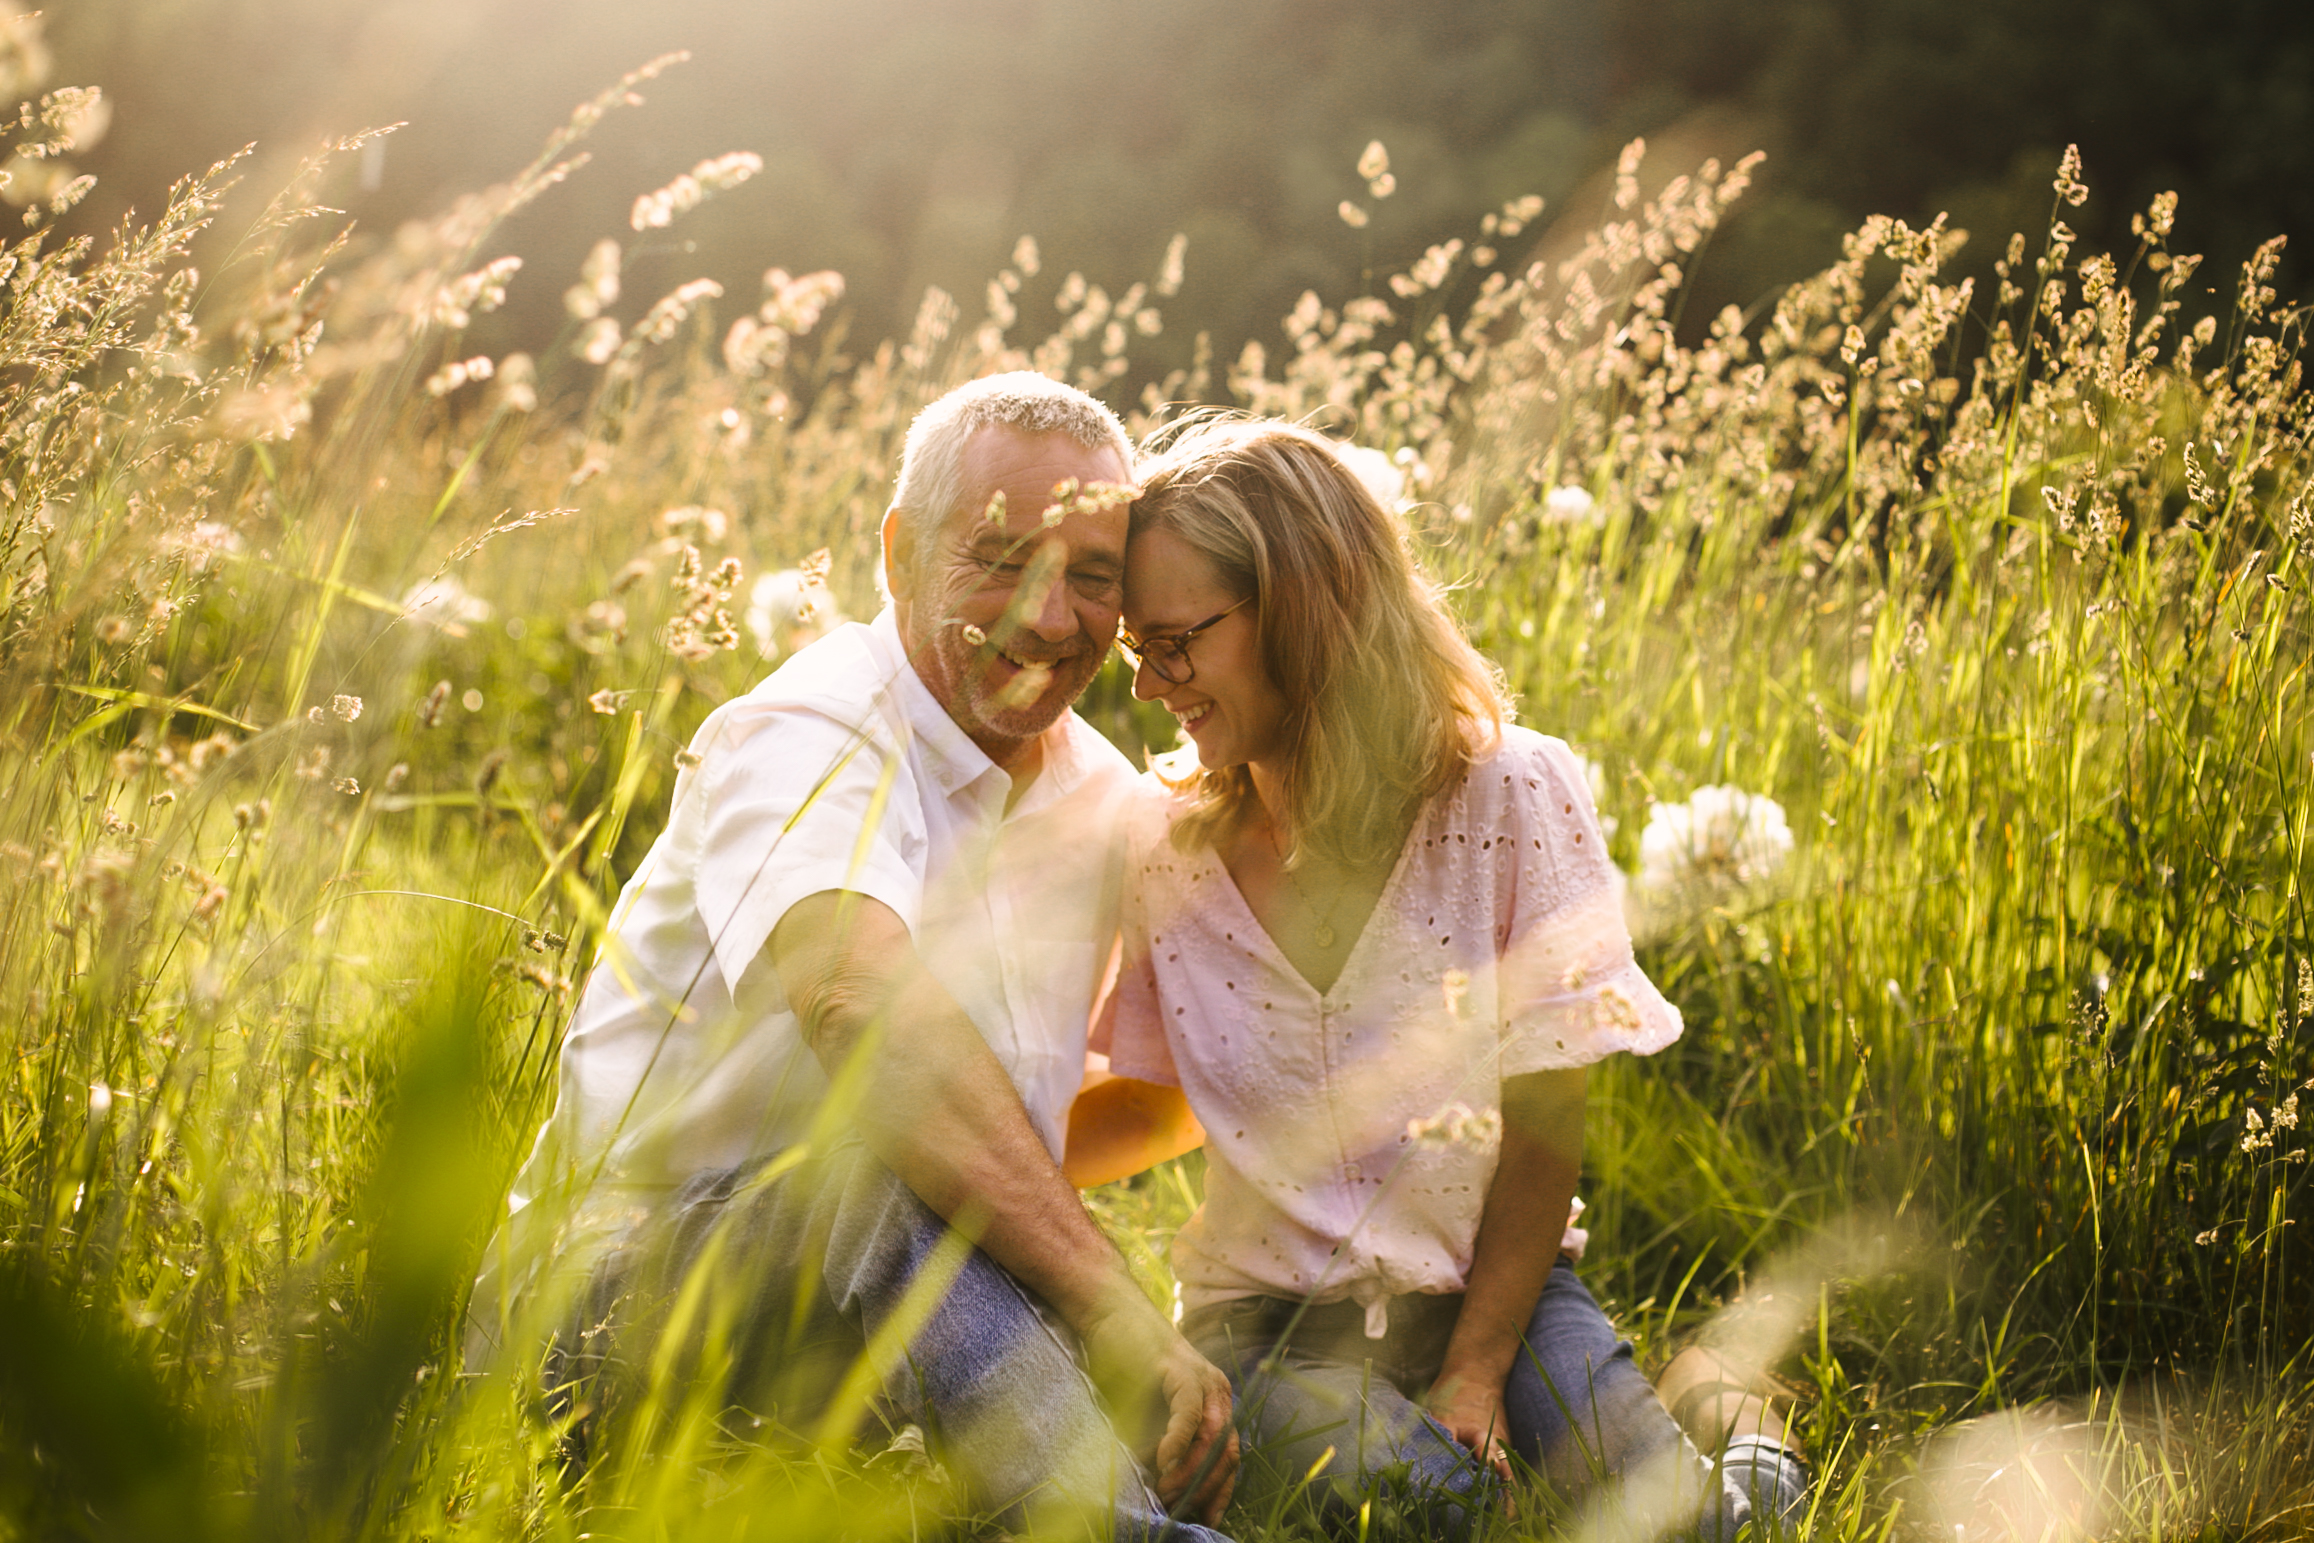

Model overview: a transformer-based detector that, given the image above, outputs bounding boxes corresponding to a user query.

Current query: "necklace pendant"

[1314,921,1337,949]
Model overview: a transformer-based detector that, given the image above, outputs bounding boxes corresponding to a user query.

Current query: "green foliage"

[2,44,2312,1543]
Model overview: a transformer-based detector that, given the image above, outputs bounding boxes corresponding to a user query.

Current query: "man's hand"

[773,894,1237,1520]
[1079,1294,1239,1525]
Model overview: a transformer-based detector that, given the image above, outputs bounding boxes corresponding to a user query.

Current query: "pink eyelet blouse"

[1094,727,1683,1336]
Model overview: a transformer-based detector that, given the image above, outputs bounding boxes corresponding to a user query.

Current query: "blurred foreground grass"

[1,41,2310,1543]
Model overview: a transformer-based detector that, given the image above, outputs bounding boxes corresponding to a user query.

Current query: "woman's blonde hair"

[1132,415,1508,869]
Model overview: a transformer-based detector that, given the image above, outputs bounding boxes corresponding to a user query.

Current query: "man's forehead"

[957,426,1129,503]
[949,426,1131,545]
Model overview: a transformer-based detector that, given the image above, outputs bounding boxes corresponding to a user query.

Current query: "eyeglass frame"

[1116,594,1254,685]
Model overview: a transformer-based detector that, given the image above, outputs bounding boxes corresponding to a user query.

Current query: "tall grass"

[1,35,2309,1542]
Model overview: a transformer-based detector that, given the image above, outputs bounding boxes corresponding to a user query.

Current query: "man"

[495,373,1237,1537]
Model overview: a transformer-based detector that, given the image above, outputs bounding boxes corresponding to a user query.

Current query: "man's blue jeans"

[1185,1263,1807,1540]
[551,1138,1234,1542]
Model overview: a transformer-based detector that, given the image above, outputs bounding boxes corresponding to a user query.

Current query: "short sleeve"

[694,706,926,997]
[1088,793,1182,1087]
[1497,737,1682,1074]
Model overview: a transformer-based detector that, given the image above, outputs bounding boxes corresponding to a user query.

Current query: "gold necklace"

[1267,823,1351,950]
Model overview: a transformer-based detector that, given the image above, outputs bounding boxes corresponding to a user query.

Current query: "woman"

[1067,417,1808,1537]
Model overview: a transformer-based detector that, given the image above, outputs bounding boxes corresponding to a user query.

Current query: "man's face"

[887,426,1131,765]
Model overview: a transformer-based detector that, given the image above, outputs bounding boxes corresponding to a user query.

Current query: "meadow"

[2,48,2310,1543]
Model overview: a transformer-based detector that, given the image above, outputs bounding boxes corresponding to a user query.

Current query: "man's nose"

[1014,563,1077,641]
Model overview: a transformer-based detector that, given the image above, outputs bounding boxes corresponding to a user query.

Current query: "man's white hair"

[891,371,1131,548]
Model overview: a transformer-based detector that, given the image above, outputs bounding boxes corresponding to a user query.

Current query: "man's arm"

[770,890,1237,1521]
[1064,1061,1206,1188]
[1424,1066,1588,1484]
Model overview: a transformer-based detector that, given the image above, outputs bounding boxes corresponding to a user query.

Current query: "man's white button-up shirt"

[516,607,1135,1218]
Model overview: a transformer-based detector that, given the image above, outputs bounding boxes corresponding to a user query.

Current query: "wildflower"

[576,318,621,365]
[424,355,493,397]
[217,380,312,442]
[417,680,452,728]
[747,566,845,661]
[2241,1107,2272,1152]
[632,278,724,345]
[657,505,730,543]
[495,352,538,412]
[331,694,363,723]
[630,152,762,232]
[564,239,622,319]
[1407,1101,1502,1150]
[333,777,361,795]
[1157,233,1188,298]
[2052,144,2089,209]
[587,688,630,715]
[1544,485,1600,525]
[1331,443,1406,509]
[573,600,628,651]
[1635,785,1795,922]
[760,267,844,333]
[513,960,572,999]
[1012,235,1041,278]
[170,519,244,571]
[1614,137,1645,211]
[1338,201,1370,230]
[293,747,331,781]
[1358,139,1390,183]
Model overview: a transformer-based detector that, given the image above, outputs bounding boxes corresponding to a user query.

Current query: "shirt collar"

[870,606,1092,811]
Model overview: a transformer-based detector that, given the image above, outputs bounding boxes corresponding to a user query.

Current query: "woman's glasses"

[1116,595,1252,686]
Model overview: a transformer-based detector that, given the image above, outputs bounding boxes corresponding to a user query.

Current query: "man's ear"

[881,507,912,604]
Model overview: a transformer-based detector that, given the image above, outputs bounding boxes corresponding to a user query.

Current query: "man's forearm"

[822,977,1145,1326]
[774,893,1144,1332]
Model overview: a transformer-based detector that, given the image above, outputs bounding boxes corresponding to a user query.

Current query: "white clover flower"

[746,568,846,662]
[1544,484,1601,525]
[1332,442,1406,509]
[1632,784,1795,932]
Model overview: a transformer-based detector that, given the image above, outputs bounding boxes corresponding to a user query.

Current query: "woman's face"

[1123,526,1290,771]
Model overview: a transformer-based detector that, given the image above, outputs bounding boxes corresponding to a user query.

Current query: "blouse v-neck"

[1202,830,1414,999]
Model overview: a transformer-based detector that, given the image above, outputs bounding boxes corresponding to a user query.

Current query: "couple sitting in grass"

[493,371,1809,1539]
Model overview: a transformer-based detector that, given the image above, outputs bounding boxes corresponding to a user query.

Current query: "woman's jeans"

[549,1138,1233,1543]
[1185,1262,1807,1540]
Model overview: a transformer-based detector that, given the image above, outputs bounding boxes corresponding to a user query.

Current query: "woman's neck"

[1246,759,1288,843]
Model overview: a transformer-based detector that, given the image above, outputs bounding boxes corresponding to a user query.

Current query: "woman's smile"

[1123,527,1287,771]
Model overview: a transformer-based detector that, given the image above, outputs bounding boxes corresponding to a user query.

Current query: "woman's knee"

[1503,1262,1686,1483]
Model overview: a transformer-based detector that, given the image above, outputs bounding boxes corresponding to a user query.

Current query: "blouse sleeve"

[1496,736,1682,1075]
[1088,789,1183,1087]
